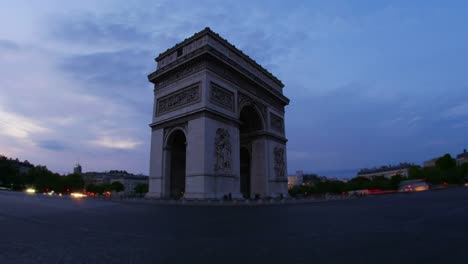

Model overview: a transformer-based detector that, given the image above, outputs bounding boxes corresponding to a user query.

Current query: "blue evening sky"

[0,0,467,178]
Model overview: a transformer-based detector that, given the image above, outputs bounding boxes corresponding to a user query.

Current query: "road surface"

[1,188,467,263]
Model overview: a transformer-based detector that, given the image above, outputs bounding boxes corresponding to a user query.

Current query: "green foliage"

[85,184,106,194]
[436,154,457,170]
[134,183,149,194]
[0,157,20,188]
[110,181,125,192]
[315,180,347,194]
[288,184,317,197]
[0,156,87,193]
[347,176,371,190]
[62,173,85,192]
[289,174,408,197]
[407,163,465,184]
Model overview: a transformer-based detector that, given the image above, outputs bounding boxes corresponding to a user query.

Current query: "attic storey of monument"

[146,27,290,199]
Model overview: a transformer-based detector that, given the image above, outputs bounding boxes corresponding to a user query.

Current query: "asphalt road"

[1,188,467,264]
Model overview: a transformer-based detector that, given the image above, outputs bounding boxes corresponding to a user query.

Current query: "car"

[398,179,430,193]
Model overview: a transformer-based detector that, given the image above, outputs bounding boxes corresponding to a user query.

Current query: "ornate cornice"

[151,27,284,90]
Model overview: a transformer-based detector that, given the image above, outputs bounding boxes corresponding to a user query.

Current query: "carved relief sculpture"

[270,113,284,133]
[210,82,234,111]
[155,60,205,90]
[214,128,232,173]
[156,84,200,115]
[274,146,285,178]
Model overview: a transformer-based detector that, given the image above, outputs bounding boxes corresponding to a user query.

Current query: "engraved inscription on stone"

[156,84,200,115]
[270,113,284,133]
[210,82,234,111]
[214,128,232,173]
[274,146,285,178]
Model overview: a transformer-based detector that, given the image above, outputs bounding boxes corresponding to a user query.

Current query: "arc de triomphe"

[146,28,290,199]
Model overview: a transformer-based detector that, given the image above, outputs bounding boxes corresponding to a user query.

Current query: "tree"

[63,173,85,192]
[347,176,371,190]
[134,183,149,194]
[110,181,125,192]
[436,154,456,170]
[0,158,19,187]
[408,166,424,179]
[390,175,405,189]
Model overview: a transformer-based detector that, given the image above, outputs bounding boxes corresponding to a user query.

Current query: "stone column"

[146,128,164,198]
[250,137,269,198]
[184,118,208,199]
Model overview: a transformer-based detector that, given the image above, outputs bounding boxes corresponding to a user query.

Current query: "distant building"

[456,149,468,166]
[423,158,438,168]
[110,175,148,195]
[82,170,148,194]
[73,164,82,174]
[357,163,414,179]
[288,170,303,189]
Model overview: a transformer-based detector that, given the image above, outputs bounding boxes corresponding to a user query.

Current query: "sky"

[0,1,467,177]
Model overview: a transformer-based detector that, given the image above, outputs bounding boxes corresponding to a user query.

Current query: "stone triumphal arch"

[147,28,290,199]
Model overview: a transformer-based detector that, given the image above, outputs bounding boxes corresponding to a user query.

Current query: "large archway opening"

[239,105,263,198]
[240,147,251,198]
[166,130,186,199]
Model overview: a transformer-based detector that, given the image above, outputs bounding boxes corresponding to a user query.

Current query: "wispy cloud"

[37,140,67,151]
[0,39,19,50]
[90,136,142,150]
[0,106,49,140]
[0,1,467,175]
[441,103,468,118]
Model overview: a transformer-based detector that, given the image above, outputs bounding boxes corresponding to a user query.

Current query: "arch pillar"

[147,28,289,200]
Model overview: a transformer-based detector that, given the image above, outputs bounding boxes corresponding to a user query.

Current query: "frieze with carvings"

[207,59,285,112]
[210,82,234,111]
[214,128,232,173]
[155,60,205,90]
[207,36,282,91]
[270,113,284,133]
[156,84,200,115]
[274,146,285,178]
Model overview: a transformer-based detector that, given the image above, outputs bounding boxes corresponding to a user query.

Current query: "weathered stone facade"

[147,28,289,199]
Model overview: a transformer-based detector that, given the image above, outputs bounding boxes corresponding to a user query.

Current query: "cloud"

[59,49,153,91]
[1,1,468,177]
[90,136,142,150]
[0,106,49,140]
[441,103,468,118]
[37,140,67,151]
[0,39,19,50]
[50,15,150,47]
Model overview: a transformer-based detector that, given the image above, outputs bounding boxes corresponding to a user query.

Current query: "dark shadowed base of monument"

[1,188,468,264]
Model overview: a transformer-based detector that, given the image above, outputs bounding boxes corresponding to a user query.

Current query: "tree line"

[289,154,468,197]
[0,156,148,194]
[0,157,84,192]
